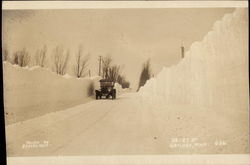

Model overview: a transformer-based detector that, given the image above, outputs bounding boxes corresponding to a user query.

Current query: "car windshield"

[100,81,113,87]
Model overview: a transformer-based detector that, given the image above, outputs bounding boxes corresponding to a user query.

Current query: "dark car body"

[95,79,116,99]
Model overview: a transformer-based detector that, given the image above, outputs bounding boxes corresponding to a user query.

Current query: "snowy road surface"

[6,93,248,156]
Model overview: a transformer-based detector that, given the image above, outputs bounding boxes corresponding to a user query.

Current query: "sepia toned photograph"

[2,1,249,165]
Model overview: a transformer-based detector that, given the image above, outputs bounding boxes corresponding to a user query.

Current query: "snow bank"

[139,9,248,114]
[114,82,126,93]
[138,9,248,153]
[3,62,101,124]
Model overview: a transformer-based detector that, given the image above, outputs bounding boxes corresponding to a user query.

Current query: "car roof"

[99,79,113,82]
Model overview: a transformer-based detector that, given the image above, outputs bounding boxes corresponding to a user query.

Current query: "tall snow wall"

[139,8,248,113]
[3,62,101,124]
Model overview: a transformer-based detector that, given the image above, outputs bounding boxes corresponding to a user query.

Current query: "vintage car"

[95,79,116,100]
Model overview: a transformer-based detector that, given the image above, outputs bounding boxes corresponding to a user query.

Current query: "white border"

[2,1,248,10]
[3,1,249,164]
[7,154,250,165]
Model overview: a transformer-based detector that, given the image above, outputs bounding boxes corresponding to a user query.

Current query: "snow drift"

[3,62,101,125]
[137,8,248,154]
[139,8,248,114]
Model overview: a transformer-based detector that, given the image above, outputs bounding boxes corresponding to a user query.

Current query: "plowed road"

[6,93,248,156]
[6,93,167,156]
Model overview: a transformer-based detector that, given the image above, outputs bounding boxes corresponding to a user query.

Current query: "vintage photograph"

[2,1,249,164]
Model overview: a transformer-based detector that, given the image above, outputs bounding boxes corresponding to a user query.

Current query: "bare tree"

[101,56,123,82]
[117,75,124,86]
[12,52,19,65]
[2,48,9,61]
[108,65,120,82]
[34,45,47,67]
[19,49,30,67]
[12,48,30,67]
[102,56,112,79]
[117,74,130,88]
[73,46,89,78]
[122,81,130,88]
[137,59,151,91]
[52,46,69,75]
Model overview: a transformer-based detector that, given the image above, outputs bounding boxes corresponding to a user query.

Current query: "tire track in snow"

[50,101,117,154]
[7,98,119,156]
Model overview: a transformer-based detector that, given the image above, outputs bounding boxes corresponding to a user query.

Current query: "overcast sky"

[3,8,235,88]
